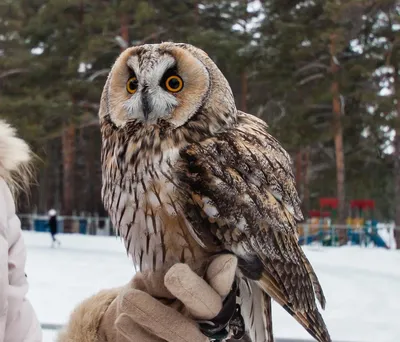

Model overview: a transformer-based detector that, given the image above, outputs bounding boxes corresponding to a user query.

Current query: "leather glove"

[58,254,237,342]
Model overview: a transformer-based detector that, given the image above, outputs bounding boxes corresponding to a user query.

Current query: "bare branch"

[297,73,325,86]
[0,68,29,79]
[115,35,129,49]
[317,143,335,161]
[115,28,168,50]
[87,69,110,82]
[294,62,328,77]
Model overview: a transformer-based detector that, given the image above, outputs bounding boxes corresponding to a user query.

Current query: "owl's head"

[99,43,236,129]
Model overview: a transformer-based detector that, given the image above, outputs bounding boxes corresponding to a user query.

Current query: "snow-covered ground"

[23,231,400,342]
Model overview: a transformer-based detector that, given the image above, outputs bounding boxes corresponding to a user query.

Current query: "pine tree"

[257,0,386,228]
[359,1,399,245]
[1,0,397,228]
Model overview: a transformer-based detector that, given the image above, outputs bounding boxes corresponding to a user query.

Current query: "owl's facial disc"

[103,44,211,128]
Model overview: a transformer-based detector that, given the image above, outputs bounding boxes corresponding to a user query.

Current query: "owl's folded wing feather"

[175,112,330,341]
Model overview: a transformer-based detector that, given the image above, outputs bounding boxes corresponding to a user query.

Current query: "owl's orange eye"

[126,77,138,94]
[165,75,183,93]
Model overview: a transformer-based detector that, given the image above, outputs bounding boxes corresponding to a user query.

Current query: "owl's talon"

[198,280,242,341]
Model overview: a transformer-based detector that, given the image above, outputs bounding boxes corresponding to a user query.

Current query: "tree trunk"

[394,67,400,248]
[86,128,96,214]
[54,139,61,211]
[121,14,129,51]
[394,128,400,248]
[295,149,303,197]
[62,122,75,232]
[302,146,311,217]
[194,1,199,23]
[330,34,346,223]
[330,33,346,244]
[239,1,249,113]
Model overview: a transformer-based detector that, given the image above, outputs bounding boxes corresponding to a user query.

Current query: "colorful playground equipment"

[298,198,339,246]
[299,198,390,248]
[347,199,389,249]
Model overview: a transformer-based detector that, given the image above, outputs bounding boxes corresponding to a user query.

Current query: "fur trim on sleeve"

[57,288,120,342]
[0,120,32,193]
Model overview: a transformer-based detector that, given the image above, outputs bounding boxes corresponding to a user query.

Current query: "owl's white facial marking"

[123,54,179,123]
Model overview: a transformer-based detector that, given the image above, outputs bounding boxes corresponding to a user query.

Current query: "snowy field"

[23,231,400,342]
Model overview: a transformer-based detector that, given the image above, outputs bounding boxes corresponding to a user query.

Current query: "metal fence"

[296,222,398,249]
[19,213,398,249]
[19,213,114,236]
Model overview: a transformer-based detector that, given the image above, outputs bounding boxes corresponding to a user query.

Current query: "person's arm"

[0,217,8,342]
[58,254,238,342]
[0,179,42,342]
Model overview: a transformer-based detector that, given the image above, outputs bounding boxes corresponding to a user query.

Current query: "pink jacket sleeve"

[0,179,42,342]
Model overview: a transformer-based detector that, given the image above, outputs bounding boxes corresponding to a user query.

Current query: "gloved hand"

[58,254,237,342]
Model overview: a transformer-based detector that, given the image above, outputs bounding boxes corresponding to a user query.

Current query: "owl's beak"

[141,86,151,120]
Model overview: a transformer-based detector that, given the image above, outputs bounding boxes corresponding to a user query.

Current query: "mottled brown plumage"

[100,42,331,342]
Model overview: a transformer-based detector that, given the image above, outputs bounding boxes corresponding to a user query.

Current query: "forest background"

[0,0,399,243]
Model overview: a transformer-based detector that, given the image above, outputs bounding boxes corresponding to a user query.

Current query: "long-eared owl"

[99,42,331,342]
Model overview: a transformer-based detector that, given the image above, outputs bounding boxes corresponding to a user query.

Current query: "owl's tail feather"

[300,249,326,309]
[257,274,331,342]
[238,278,273,342]
[262,293,274,342]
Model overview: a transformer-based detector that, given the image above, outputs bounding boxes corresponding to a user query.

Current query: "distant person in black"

[48,209,61,247]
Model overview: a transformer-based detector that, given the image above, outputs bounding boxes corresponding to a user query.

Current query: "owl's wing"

[175,112,330,342]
